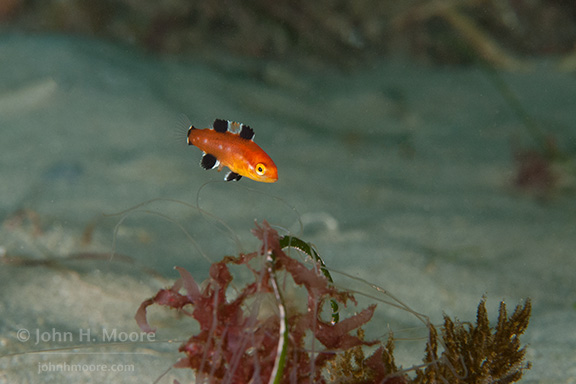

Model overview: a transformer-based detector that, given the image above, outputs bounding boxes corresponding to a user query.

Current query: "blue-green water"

[1,33,575,383]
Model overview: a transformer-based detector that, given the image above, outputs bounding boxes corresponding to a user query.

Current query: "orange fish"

[187,119,278,183]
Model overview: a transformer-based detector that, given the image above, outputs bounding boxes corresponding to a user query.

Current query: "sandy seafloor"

[0,32,575,383]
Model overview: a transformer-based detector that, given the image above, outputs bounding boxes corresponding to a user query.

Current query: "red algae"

[136,221,531,384]
[136,220,393,383]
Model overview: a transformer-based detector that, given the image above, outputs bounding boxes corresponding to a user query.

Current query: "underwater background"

[1,1,576,383]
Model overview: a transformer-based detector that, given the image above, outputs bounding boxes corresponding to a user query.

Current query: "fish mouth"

[260,174,278,183]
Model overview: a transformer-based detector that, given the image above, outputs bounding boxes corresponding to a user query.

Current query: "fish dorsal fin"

[239,124,255,140]
[213,119,228,133]
[213,119,255,140]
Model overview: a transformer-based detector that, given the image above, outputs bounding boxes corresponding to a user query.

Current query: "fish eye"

[255,163,266,176]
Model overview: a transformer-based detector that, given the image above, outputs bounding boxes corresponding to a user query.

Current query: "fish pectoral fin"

[225,171,242,182]
[200,153,219,170]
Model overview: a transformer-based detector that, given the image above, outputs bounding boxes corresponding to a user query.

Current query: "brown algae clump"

[136,221,532,383]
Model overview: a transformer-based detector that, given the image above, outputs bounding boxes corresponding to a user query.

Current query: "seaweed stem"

[266,250,288,384]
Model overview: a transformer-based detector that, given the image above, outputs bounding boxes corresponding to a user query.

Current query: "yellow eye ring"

[255,163,267,176]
